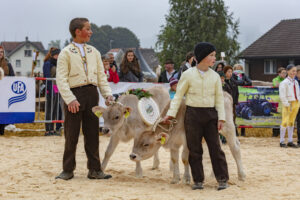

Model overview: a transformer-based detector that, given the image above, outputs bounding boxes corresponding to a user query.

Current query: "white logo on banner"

[8,81,27,108]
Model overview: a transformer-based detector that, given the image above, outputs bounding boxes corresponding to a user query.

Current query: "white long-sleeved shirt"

[279,77,300,107]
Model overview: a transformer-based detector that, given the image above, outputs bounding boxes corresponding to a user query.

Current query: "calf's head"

[92,103,131,135]
[130,131,169,161]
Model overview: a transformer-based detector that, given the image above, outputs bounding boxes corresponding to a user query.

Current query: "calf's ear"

[123,106,132,118]
[155,132,170,145]
[92,106,106,118]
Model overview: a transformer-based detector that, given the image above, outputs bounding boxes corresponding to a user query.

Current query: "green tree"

[48,40,61,49]
[156,0,240,68]
[89,24,140,54]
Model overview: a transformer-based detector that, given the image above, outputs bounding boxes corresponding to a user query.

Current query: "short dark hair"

[185,51,194,62]
[277,67,286,74]
[223,65,233,74]
[165,59,174,65]
[69,18,89,38]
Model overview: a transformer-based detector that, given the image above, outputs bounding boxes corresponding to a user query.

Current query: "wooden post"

[31,50,39,77]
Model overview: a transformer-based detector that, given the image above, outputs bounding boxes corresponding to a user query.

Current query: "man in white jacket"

[279,64,300,148]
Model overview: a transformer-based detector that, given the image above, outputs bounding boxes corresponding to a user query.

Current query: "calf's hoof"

[238,173,246,181]
[170,178,180,184]
[183,176,191,184]
[135,172,143,178]
[152,162,160,170]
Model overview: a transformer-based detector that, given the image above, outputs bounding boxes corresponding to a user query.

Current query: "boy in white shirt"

[279,64,300,148]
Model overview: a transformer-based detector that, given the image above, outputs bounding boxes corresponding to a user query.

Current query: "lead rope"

[152,117,177,133]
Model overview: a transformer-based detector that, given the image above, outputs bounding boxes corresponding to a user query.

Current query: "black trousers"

[62,85,101,172]
[184,106,229,183]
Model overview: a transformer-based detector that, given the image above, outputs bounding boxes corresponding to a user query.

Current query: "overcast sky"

[1,0,300,52]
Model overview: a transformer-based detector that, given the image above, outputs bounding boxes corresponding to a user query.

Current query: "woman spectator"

[214,61,226,72]
[43,47,62,136]
[177,51,196,80]
[232,63,252,86]
[0,46,15,76]
[224,66,239,135]
[119,50,143,82]
[0,45,15,135]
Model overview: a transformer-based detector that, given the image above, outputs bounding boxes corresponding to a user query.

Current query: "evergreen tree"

[48,40,61,49]
[89,24,140,54]
[156,0,240,68]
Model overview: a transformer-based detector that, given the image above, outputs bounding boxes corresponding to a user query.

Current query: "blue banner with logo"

[0,77,35,124]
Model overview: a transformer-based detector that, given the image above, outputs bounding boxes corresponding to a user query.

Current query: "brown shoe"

[87,170,112,179]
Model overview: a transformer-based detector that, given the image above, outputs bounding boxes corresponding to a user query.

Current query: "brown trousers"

[184,106,229,183]
[63,85,101,172]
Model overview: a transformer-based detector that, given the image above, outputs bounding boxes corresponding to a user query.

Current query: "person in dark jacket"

[232,64,250,136]
[295,66,300,147]
[158,59,177,83]
[232,64,252,86]
[218,71,232,96]
[119,50,143,82]
[107,52,119,72]
[214,61,226,72]
[177,52,196,80]
[224,65,239,136]
[218,71,231,144]
[0,45,15,135]
[43,47,62,136]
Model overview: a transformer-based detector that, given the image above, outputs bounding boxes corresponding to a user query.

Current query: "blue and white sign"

[0,77,35,124]
[8,81,27,108]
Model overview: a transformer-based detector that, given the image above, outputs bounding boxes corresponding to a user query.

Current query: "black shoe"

[287,142,298,148]
[192,182,204,190]
[280,143,288,148]
[297,143,300,148]
[45,131,53,136]
[87,170,112,179]
[55,171,74,180]
[52,131,61,136]
[217,181,229,190]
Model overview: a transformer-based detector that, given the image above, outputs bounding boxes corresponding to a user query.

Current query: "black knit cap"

[194,42,216,63]
[51,48,61,56]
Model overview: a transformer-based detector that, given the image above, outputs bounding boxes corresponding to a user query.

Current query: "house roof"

[239,19,300,59]
[1,37,45,57]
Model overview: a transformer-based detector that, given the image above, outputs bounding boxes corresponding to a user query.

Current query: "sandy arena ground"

[0,135,300,200]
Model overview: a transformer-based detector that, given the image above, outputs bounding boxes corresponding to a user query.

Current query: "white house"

[0,37,46,77]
